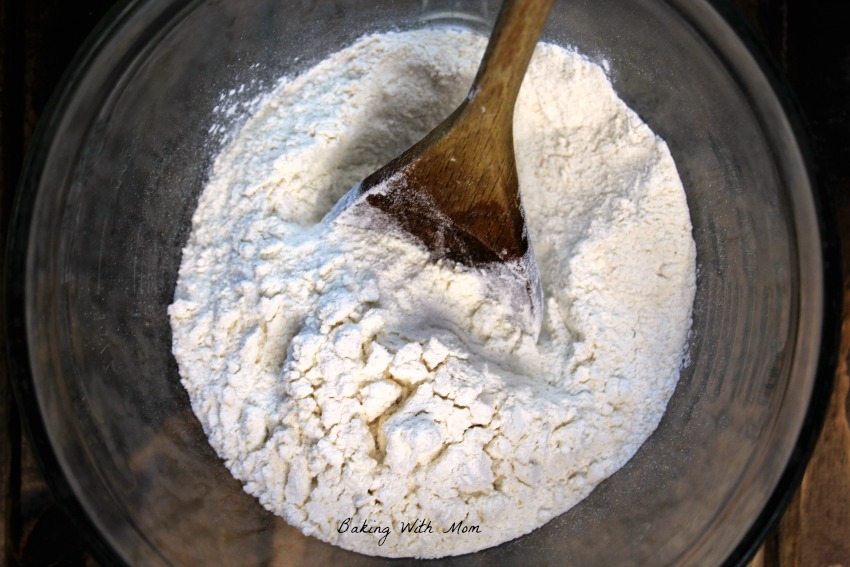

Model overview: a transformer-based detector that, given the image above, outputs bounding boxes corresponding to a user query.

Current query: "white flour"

[170,28,696,558]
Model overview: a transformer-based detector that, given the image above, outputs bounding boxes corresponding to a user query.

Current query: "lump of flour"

[169,28,696,558]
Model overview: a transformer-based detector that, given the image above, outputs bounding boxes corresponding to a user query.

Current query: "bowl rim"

[4,0,176,564]
[696,0,841,564]
[3,0,841,565]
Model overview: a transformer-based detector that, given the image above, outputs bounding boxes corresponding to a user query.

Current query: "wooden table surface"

[1,0,848,565]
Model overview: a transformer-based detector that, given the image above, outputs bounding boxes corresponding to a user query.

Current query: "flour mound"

[169,28,696,558]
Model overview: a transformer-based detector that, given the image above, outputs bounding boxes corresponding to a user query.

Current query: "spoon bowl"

[327,0,555,337]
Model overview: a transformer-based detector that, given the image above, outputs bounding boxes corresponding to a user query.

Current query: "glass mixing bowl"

[6,0,840,565]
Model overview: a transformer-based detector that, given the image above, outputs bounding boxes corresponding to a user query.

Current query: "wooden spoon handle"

[469,0,555,127]
[328,0,552,336]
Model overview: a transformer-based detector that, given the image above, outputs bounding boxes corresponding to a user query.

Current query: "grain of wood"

[767,227,850,564]
[751,546,767,567]
[0,364,12,566]
[741,0,850,565]
[786,190,850,566]
[0,0,18,562]
[773,489,801,567]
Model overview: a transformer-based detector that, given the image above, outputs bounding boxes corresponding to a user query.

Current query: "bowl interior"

[14,0,824,565]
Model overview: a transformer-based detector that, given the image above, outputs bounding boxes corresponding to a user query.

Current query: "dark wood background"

[1,0,848,565]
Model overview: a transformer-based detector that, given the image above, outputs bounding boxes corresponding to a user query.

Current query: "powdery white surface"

[169,29,696,558]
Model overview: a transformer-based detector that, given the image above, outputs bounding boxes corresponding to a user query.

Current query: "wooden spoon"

[327,0,554,337]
